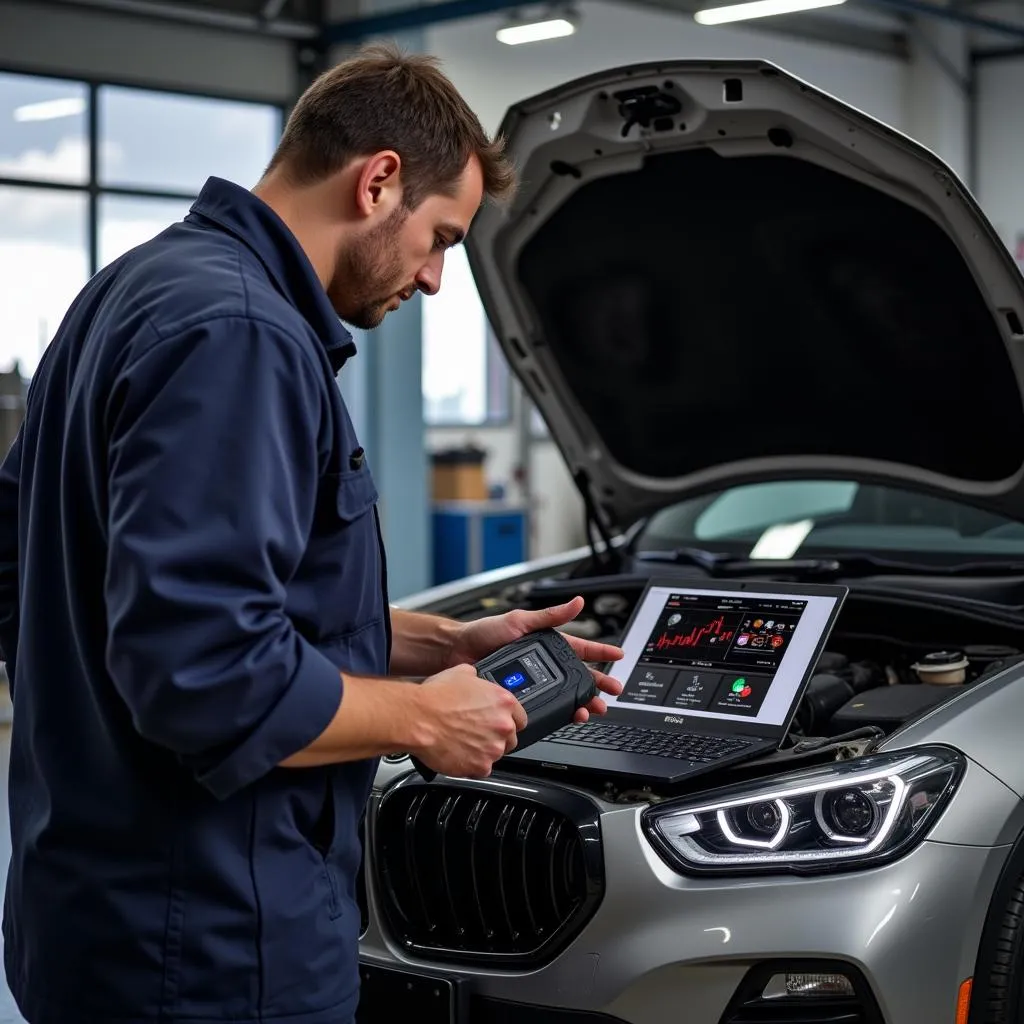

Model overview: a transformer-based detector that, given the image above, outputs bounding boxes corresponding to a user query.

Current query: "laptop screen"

[605,582,842,728]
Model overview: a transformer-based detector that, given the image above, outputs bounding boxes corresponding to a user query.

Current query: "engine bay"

[418,558,1024,803]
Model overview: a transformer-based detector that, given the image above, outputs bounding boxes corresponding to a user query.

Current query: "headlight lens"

[642,745,963,875]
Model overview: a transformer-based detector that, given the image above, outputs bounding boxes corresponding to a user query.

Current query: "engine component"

[799,673,855,735]
[795,651,886,737]
[964,644,1022,681]
[812,650,885,693]
[847,659,885,692]
[911,649,969,686]
[829,684,956,735]
[558,617,603,639]
[592,592,630,617]
[814,651,849,674]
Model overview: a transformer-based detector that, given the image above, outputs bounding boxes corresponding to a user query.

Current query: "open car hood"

[464,60,1024,533]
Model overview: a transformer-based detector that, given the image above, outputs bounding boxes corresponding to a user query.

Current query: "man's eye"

[434,236,448,251]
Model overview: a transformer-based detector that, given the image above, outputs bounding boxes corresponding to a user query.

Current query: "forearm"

[388,607,461,677]
[279,672,430,767]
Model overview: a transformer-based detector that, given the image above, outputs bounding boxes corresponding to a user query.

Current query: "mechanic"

[0,43,623,1024]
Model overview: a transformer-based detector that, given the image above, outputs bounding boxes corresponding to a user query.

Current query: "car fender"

[880,660,1024,803]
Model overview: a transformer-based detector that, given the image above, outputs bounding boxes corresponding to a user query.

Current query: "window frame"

[0,64,286,278]
[481,324,514,429]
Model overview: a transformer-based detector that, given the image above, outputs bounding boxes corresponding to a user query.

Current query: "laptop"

[502,576,848,785]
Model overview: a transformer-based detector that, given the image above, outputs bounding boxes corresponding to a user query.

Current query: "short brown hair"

[267,42,516,209]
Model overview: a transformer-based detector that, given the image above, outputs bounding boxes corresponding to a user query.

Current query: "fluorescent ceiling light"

[13,97,86,122]
[695,0,845,23]
[496,15,576,43]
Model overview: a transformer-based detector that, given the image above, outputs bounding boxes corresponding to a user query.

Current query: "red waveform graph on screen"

[653,615,734,650]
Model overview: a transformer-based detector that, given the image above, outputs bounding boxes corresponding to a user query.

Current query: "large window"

[97,85,280,194]
[2,69,510,424]
[0,70,282,378]
[422,244,511,426]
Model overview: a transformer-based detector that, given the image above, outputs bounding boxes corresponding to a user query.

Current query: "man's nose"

[415,253,445,296]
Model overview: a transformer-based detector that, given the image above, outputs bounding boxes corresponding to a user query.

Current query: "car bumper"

[358,768,1010,1024]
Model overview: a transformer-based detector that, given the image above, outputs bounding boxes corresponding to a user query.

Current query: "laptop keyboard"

[547,721,756,762]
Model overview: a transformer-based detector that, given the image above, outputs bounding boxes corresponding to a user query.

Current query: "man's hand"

[447,597,624,723]
[410,664,528,778]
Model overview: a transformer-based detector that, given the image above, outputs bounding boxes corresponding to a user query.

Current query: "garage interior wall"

[976,56,1024,256]
[0,0,1011,594]
[0,0,298,100]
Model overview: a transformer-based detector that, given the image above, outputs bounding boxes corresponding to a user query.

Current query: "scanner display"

[499,662,528,690]
[493,650,555,695]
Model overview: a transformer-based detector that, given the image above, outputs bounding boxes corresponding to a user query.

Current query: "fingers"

[504,598,583,643]
[495,685,528,733]
[508,698,528,733]
[516,593,589,630]
[532,599,627,666]
[564,634,625,665]
[574,695,607,724]
[548,596,585,622]
[590,669,624,697]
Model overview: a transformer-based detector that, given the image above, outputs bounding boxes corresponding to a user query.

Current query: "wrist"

[403,683,439,756]
[438,616,464,670]
[388,608,464,677]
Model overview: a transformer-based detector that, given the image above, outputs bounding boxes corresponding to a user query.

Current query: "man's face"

[330,155,484,330]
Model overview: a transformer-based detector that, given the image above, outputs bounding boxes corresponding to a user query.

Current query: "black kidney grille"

[373,781,602,964]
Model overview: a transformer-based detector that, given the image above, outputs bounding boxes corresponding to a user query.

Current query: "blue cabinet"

[432,501,529,585]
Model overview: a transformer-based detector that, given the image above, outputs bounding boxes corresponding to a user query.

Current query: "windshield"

[637,481,1024,561]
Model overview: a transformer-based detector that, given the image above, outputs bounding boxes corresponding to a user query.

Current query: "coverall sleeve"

[0,427,22,689]
[104,316,343,800]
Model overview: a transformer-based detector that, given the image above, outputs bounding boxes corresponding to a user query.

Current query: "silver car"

[356,58,1024,1024]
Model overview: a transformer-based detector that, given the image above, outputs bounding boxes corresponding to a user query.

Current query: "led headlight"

[642,746,963,876]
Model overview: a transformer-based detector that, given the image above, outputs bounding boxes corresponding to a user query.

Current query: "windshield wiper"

[634,548,847,576]
[633,547,1024,578]
[632,546,732,571]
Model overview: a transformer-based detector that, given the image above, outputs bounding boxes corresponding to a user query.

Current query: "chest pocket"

[293,460,385,648]
[331,463,378,521]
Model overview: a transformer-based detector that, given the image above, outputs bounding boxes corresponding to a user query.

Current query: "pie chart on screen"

[731,678,752,699]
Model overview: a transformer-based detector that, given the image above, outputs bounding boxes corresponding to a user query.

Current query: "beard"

[330,206,410,330]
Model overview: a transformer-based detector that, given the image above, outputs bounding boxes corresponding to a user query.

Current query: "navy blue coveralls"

[0,177,391,1024]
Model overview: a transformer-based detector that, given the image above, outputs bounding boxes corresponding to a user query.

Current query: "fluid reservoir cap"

[912,649,969,685]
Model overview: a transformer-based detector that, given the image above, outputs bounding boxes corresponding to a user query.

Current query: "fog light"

[762,971,856,999]
[723,961,882,1024]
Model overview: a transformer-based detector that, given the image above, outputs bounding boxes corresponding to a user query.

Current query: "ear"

[353,150,402,219]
